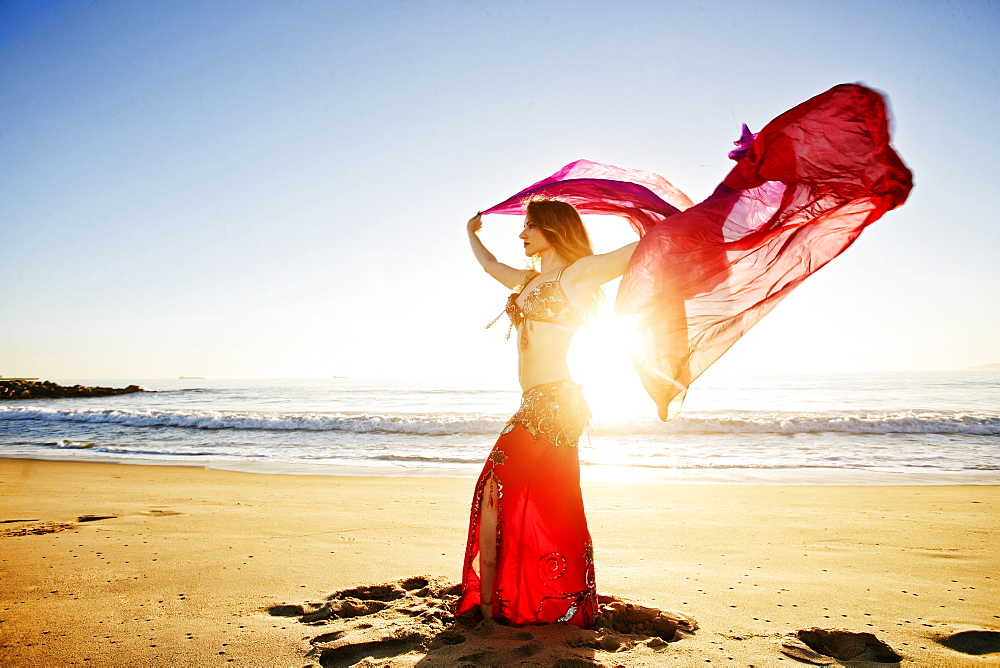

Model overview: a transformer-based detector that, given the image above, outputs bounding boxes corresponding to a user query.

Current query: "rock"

[0,380,145,401]
[1,521,76,537]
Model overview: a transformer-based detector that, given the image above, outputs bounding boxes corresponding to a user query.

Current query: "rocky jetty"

[0,380,144,401]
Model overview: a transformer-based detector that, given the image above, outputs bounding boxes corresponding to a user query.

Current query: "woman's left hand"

[467,213,483,235]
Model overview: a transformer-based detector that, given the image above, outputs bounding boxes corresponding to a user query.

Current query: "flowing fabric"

[481,84,913,420]
[456,381,598,627]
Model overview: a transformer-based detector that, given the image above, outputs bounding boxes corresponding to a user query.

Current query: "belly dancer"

[454,84,913,628]
[456,198,638,627]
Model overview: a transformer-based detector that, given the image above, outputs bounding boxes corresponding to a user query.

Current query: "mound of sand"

[267,576,698,667]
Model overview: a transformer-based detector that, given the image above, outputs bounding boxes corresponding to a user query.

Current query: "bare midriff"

[516,321,576,391]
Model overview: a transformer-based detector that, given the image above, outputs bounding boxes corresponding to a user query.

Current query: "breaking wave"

[2,406,997,436]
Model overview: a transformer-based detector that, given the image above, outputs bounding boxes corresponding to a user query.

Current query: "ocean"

[1,371,998,484]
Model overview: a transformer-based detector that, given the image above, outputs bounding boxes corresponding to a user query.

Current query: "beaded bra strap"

[484,270,538,337]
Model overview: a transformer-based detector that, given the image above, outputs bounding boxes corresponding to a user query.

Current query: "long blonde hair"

[525,198,595,264]
[525,198,601,317]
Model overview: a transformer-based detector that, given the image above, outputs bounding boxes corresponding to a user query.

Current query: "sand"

[1,458,998,666]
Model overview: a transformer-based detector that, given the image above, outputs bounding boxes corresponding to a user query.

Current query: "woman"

[456,84,912,628]
[456,198,637,628]
[468,85,913,422]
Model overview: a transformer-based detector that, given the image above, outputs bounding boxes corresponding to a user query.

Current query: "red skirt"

[456,380,598,627]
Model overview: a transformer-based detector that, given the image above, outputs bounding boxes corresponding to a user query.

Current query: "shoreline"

[3,453,1000,486]
[2,458,998,665]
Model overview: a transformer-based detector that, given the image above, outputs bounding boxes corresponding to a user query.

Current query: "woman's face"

[520,217,552,257]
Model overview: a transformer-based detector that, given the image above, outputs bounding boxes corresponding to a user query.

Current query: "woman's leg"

[478,474,498,618]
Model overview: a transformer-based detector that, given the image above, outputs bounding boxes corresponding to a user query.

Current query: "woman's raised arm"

[467,214,529,289]
[573,241,639,288]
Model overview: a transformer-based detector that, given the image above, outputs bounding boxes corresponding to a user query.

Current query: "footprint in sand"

[267,576,697,667]
[937,630,1000,656]
[781,627,902,664]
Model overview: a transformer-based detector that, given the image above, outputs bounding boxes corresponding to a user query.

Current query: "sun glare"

[569,294,650,423]
[566,215,656,423]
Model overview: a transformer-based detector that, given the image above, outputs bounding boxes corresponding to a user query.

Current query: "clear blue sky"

[2,0,998,381]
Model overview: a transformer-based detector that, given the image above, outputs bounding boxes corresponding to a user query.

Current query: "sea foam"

[3,406,997,436]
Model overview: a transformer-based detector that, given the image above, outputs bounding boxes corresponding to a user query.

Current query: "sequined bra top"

[487,264,583,335]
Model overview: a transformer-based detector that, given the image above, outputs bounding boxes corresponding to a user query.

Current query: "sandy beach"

[1,458,998,666]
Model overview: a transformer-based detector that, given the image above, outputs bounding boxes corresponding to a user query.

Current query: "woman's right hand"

[467,212,483,234]
[466,211,525,289]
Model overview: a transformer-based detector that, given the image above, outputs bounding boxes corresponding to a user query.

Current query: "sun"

[568,289,650,423]
[565,216,656,423]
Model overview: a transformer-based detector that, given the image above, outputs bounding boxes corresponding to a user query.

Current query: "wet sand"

[1,458,998,666]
